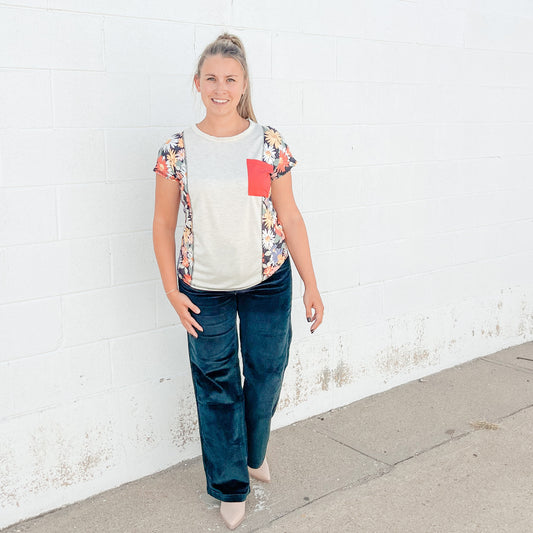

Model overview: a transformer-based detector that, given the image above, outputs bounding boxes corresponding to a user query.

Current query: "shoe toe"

[220,501,246,530]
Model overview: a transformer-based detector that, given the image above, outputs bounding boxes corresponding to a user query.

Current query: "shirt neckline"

[191,118,253,142]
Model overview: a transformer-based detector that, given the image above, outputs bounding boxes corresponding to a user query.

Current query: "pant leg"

[236,257,293,469]
[177,278,250,502]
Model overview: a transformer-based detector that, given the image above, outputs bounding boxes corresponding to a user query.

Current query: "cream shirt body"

[184,118,265,291]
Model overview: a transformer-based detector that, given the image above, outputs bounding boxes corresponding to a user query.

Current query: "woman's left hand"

[303,285,324,334]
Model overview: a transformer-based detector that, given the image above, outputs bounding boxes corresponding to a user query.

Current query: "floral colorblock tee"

[153,119,297,291]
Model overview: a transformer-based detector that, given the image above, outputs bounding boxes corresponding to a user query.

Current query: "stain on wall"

[170,393,198,449]
[1,416,115,513]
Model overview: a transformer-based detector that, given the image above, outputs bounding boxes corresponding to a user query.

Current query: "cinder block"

[232,1,307,32]
[50,0,231,25]
[57,181,154,239]
[326,284,382,332]
[253,80,302,125]
[277,333,336,416]
[465,10,533,53]
[1,129,106,186]
[336,37,464,84]
[52,71,150,128]
[114,377,199,468]
[150,75,196,127]
[316,247,358,292]
[48,10,103,70]
[0,7,102,70]
[61,341,112,401]
[284,124,335,174]
[0,361,13,419]
[0,70,52,128]
[110,328,188,388]
[498,219,533,257]
[0,391,120,522]
[302,211,333,254]
[332,208,362,248]
[462,47,533,87]
[104,18,194,74]
[110,232,159,285]
[109,127,183,181]
[61,282,156,346]
[0,298,62,362]
[0,187,57,245]
[0,238,111,305]
[272,32,335,81]
[10,351,72,415]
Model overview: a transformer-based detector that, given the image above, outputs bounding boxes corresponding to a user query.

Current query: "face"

[194,54,247,117]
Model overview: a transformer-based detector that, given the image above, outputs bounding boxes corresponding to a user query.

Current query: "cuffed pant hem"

[208,485,250,503]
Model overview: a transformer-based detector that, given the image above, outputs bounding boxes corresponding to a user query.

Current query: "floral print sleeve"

[259,125,297,279]
[153,133,186,188]
[153,131,194,285]
[263,126,297,181]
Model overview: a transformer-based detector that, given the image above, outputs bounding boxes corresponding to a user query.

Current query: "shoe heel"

[248,457,271,483]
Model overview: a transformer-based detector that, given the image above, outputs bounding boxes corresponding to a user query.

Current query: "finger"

[314,306,324,326]
[181,320,199,338]
[180,320,196,338]
[178,314,200,337]
[189,302,201,315]
[310,305,324,333]
[311,316,322,332]
[304,300,313,322]
[308,307,316,331]
[190,317,204,332]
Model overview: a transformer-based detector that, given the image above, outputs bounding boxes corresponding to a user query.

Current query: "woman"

[152,33,324,530]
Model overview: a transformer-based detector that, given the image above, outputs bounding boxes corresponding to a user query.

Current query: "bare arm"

[271,171,324,333]
[152,173,203,337]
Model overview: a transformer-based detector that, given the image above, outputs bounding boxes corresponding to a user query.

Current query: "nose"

[214,79,231,91]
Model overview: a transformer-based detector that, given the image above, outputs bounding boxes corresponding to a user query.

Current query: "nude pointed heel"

[248,457,271,483]
[220,500,246,530]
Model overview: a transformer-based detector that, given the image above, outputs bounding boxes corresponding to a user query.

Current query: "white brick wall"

[2,0,533,527]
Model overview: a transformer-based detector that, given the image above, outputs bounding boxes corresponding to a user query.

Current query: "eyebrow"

[204,73,240,77]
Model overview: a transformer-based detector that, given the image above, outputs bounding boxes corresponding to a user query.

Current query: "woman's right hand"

[167,291,203,338]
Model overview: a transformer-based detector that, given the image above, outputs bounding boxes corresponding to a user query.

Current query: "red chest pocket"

[246,159,274,197]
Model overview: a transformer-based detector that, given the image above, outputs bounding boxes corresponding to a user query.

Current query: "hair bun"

[216,32,244,51]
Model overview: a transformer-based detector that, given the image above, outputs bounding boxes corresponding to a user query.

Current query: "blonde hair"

[193,32,257,122]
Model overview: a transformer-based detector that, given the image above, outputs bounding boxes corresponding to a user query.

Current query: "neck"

[196,115,250,137]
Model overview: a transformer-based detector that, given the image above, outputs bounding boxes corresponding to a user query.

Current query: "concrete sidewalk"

[3,343,532,533]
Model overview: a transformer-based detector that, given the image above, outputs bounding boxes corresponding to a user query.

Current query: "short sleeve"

[263,126,297,181]
[152,132,186,184]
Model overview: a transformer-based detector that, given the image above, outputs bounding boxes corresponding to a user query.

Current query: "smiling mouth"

[212,98,229,104]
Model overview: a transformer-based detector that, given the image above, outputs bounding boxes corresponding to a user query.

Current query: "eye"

[207,76,215,81]
[227,78,236,82]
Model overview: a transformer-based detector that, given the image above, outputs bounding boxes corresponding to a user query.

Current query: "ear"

[193,75,200,92]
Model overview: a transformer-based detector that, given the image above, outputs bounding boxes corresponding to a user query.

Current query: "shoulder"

[260,125,297,178]
[158,130,186,163]
[153,130,187,181]
[261,124,282,140]
[261,125,293,149]
[160,130,185,151]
